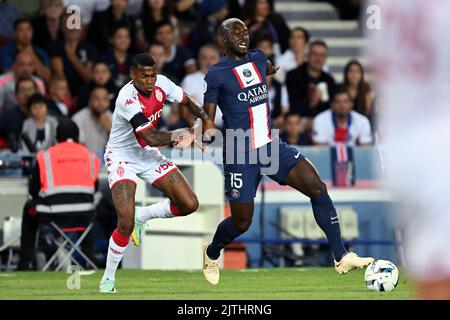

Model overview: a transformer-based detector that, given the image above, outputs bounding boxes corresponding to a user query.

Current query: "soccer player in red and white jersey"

[99,53,207,293]
[370,0,450,299]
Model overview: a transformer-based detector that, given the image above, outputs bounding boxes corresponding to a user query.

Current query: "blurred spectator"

[267,75,289,129]
[160,103,188,131]
[279,112,311,146]
[88,0,137,55]
[149,42,167,72]
[47,75,72,118]
[181,44,223,128]
[149,41,178,84]
[32,0,65,54]
[102,26,133,89]
[286,40,336,123]
[18,118,100,270]
[63,0,110,26]
[253,31,275,61]
[327,0,362,20]
[0,77,37,151]
[244,0,290,57]
[141,0,178,46]
[253,32,289,129]
[125,0,145,16]
[313,86,372,147]
[343,59,373,118]
[0,1,20,46]
[0,51,46,112]
[50,14,97,98]
[187,0,228,57]
[154,20,196,84]
[0,18,51,82]
[276,26,309,83]
[174,0,198,20]
[77,60,119,111]
[21,94,58,152]
[72,87,112,158]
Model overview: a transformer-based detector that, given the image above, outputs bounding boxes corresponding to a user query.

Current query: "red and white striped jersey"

[106,75,184,158]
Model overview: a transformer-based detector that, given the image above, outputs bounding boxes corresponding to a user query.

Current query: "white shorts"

[104,148,178,189]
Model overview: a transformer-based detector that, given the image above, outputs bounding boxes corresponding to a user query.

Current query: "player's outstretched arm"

[266,60,280,76]
[139,126,196,149]
[138,126,175,147]
[180,94,217,135]
[202,102,218,134]
[181,93,208,122]
[130,112,193,148]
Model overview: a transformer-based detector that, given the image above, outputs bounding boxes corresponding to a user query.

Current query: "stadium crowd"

[0,0,375,162]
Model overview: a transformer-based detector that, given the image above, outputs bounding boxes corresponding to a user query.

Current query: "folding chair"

[42,220,97,271]
[0,216,22,270]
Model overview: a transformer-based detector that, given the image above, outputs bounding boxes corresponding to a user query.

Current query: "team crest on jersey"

[116,165,125,177]
[233,62,262,89]
[155,88,163,102]
[231,189,240,199]
[125,99,134,106]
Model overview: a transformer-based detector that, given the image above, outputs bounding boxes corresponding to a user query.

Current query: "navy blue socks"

[207,217,241,260]
[311,192,347,261]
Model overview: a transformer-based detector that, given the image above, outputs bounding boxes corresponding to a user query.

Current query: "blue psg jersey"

[204,49,273,151]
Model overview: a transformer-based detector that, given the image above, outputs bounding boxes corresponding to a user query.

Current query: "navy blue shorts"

[224,140,305,203]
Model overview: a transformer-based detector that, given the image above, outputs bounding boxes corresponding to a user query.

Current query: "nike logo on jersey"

[294,152,301,159]
[233,62,262,89]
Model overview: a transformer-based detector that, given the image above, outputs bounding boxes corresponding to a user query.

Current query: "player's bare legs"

[132,169,199,246]
[100,181,136,293]
[283,158,374,273]
[152,169,199,215]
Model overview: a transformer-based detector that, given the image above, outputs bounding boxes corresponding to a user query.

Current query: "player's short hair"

[26,93,48,111]
[291,26,310,43]
[332,85,351,101]
[131,53,156,70]
[56,118,79,143]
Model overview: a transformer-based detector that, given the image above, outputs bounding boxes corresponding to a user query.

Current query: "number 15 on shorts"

[230,173,243,189]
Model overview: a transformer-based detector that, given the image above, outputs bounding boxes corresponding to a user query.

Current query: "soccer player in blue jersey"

[200,18,374,285]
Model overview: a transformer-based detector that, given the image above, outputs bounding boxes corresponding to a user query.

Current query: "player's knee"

[117,216,134,237]
[309,180,327,198]
[179,195,199,215]
[234,219,252,234]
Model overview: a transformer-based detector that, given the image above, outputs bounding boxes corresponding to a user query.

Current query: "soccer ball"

[364,260,399,292]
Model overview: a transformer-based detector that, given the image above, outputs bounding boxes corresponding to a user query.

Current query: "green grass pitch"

[0,268,414,300]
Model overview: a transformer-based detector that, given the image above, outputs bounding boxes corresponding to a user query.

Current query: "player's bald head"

[218,18,250,57]
[219,18,245,38]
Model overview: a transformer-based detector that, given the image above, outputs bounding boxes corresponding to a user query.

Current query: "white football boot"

[202,243,220,285]
[335,252,375,274]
